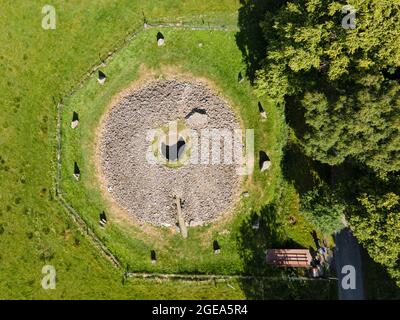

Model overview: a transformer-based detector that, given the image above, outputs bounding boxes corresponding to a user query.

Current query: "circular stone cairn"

[99,79,242,226]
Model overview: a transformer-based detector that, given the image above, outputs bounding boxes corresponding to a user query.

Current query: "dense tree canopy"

[255,0,400,174]
[243,0,400,285]
[349,192,400,285]
[300,182,345,235]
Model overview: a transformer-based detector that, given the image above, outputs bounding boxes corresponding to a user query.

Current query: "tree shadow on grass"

[235,204,334,299]
[361,247,400,300]
[240,276,337,300]
[285,96,308,141]
[236,204,283,276]
[282,142,331,195]
[236,0,285,83]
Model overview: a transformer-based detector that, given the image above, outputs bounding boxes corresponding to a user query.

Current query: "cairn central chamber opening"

[161,136,186,162]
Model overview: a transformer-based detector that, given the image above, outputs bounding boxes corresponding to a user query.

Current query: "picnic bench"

[266,249,312,267]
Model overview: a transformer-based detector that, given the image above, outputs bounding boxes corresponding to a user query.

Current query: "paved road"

[334,227,365,300]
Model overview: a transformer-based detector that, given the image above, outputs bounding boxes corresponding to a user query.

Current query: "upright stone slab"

[258,102,267,121]
[151,250,157,264]
[175,196,188,239]
[261,160,272,172]
[99,211,107,227]
[252,218,260,230]
[71,120,79,129]
[213,240,220,254]
[259,151,272,172]
[71,111,79,129]
[98,70,106,85]
[73,162,80,180]
[241,191,249,198]
[157,32,165,47]
[238,72,244,83]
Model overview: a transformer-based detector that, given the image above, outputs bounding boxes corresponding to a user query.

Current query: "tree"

[300,84,400,172]
[300,182,345,235]
[255,0,400,174]
[348,192,400,285]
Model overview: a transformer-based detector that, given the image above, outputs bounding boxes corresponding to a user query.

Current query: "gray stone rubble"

[99,80,242,226]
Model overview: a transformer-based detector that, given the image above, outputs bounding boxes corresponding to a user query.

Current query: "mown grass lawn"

[0,0,334,299]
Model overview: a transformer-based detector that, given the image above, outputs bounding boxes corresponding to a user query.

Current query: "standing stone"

[252,218,260,230]
[259,151,272,172]
[157,32,165,47]
[175,196,188,239]
[241,191,249,198]
[213,240,220,254]
[157,38,165,46]
[258,102,267,121]
[260,160,272,172]
[73,162,80,181]
[99,211,107,228]
[151,250,157,264]
[98,70,106,85]
[238,72,244,83]
[71,111,79,129]
[71,120,79,129]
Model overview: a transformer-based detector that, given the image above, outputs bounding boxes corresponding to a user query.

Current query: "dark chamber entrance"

[161,137,186,161]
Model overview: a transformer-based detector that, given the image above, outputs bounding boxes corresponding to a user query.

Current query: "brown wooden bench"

[266,249,312,267]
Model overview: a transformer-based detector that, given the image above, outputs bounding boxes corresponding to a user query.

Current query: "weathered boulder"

[186,110,208,128]
[71,120,79,129]
[260,160,272,172]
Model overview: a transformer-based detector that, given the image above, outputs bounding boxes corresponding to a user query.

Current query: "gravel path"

[99,80,242,226]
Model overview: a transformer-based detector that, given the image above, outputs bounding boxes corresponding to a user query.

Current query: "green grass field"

[0,1,336,299]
